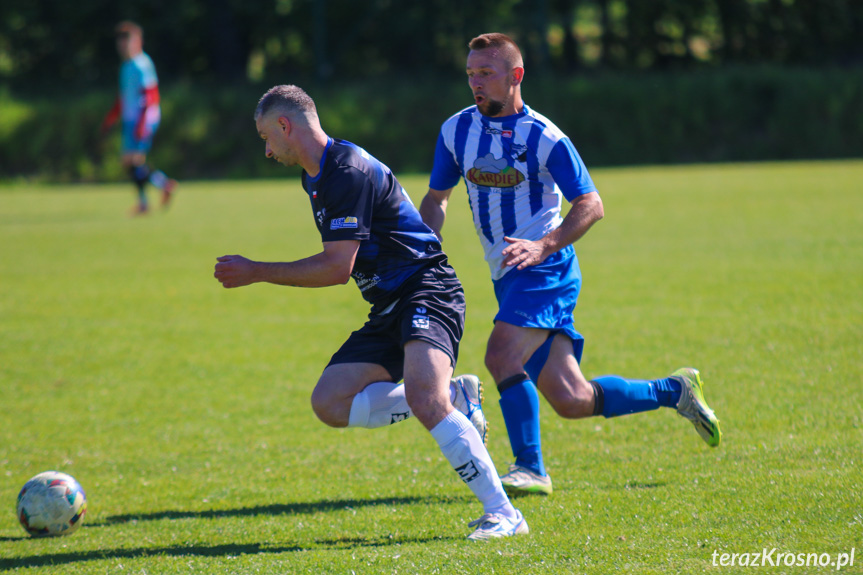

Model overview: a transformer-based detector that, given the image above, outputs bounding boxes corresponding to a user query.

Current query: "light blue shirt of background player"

[119,52,161,130]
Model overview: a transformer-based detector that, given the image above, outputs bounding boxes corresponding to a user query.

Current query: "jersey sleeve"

[547,137,597,201]
[428,131,462,191]
[317,167,373,242]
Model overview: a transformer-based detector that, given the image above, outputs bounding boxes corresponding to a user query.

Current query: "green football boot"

[671,367,722,447]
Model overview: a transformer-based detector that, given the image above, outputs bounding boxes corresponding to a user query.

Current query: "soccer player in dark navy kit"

[214,85,527,540]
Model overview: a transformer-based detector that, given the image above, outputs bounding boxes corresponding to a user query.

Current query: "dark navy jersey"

[302,138,449,308]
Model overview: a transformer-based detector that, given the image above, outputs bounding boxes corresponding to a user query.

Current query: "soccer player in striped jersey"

[421,33,722,497]
[101,21,176,215]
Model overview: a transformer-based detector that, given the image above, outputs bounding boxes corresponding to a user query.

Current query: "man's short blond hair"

[255,85,318,122]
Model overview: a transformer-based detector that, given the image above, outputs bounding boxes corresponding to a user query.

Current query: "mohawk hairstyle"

[468,33,523,67]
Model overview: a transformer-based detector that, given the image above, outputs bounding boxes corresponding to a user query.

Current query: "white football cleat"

[451,374,488,444]
[467,509,529,540]
[500,464,553,496]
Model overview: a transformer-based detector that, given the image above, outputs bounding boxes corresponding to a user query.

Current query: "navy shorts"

[327,267,465,382]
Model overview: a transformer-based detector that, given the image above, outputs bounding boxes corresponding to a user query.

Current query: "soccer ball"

[16,471,88,537]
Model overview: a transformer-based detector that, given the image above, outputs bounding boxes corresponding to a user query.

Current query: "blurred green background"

[1,0,862,181]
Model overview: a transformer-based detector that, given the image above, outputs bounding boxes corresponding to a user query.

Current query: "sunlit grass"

[1,160,861,573]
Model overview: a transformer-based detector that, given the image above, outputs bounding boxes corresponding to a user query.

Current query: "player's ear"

[277,115,291,134]
[511,66,524,85]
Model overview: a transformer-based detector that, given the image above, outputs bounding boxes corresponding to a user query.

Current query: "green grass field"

[1,161,861,574]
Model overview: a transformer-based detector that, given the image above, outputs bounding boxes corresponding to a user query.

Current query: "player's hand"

[214,255,258,288]
[501,236,548,270]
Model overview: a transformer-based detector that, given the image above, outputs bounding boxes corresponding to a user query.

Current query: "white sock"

[429,410,516,519]
[347,382,412,428]
[149,170,169,190]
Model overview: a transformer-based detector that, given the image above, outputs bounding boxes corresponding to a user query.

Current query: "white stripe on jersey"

[435,104,596,280]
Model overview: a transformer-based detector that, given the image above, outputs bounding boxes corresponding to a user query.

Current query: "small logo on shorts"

[413,307,428,329]
[455,460,480,483]
[391,412,410,424]
[412,307,429,329]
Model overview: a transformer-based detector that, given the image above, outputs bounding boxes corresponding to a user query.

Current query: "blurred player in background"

[420,33,722,497]
[214,85,528,540]
[101,21,176,216]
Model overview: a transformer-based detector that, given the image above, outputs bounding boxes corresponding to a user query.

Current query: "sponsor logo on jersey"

[330,216,358,229]
[466,153,525,188]
[353,272,381,292]
[484,127,513,138]
[455,460,480,483]
[509,143,528,162]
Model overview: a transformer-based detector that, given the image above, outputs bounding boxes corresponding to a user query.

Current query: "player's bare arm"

[419,187,454,241]
[501,191,604,270]
[214,240,360,288]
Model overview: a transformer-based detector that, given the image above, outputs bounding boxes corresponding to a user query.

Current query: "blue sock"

[498,376,546,476]
[653,377,682,408]
[592,375,681,418]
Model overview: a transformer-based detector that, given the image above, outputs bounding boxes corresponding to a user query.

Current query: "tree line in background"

[2,0,862,89]
[1,0,861,180]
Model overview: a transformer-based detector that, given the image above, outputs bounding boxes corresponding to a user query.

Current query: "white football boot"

[467,509,529,540]
[451,374,488,445]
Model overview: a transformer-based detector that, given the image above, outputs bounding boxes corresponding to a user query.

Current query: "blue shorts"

[492,244,585,380]
[121,120,159,154]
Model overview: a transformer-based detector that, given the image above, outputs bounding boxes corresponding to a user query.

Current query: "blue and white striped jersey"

[429,104,597,280]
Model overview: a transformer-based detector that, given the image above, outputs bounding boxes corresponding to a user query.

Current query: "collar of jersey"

[307,137,334,184]
[476,103,530,124]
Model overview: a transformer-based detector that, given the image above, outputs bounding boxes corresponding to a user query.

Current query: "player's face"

[115,32,141,60]
[466,48,520,117]
[256,113,297,167]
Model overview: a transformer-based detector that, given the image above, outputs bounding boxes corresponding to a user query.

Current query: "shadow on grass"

[0,534,458,569]
[89,495,463,526]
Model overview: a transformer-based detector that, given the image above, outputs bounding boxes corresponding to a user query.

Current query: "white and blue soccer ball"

[16,471,88,537]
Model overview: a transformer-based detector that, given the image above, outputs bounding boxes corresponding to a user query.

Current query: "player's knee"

[404,384,449,430]
[310,385,347,428]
